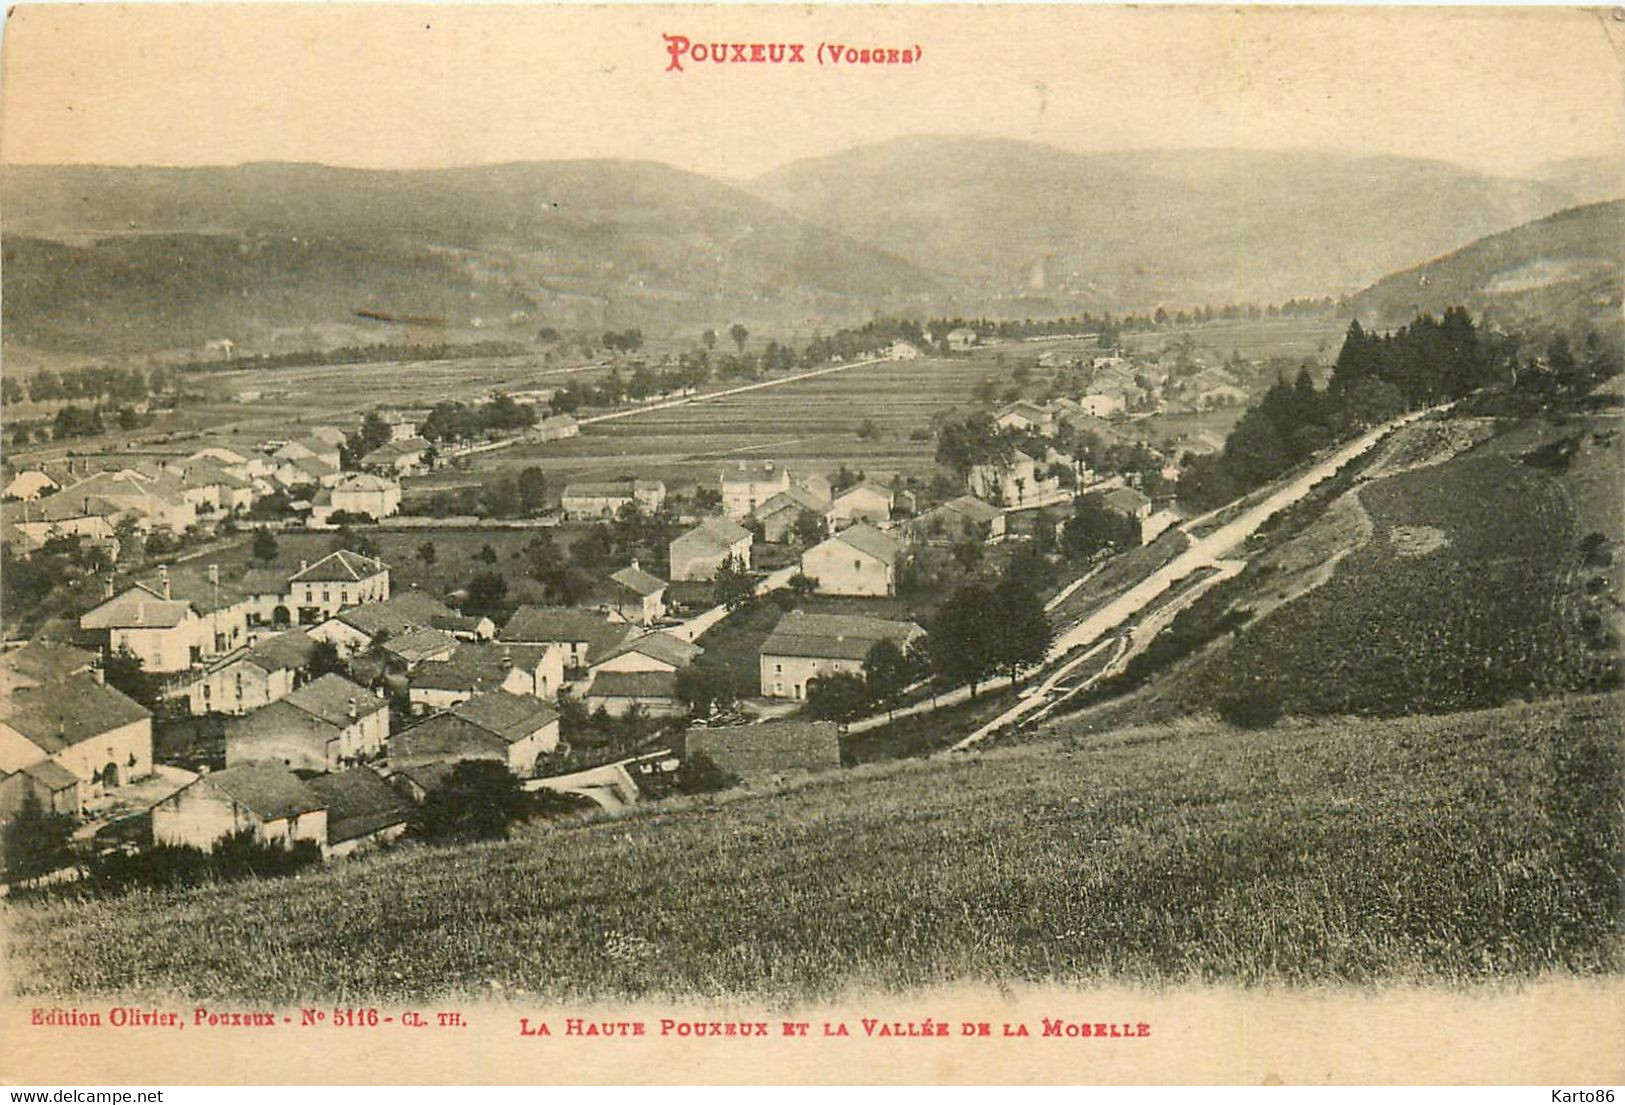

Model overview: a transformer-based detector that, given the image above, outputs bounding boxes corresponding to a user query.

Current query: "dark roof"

[225,698,341,746]
[672,516,752,554]
[389,760,456,795]
[1,675,151,753]
[286,674,386,728]
[80,587,193,630]
[941,495,1003,523]
[595,631,703,671]
[500,606,627,653]
[585,670,678,700]
[201,762,325,821]
[760,610,924,662]
[755,486,829,517]
[1101,487,1151,514]
[0,642,97,691]
[305,768,409,844]
[389,713,507,768]
[824,523,898,565]
[244,629,319,673]
[687,720,841,780]
[409,643,528,693]
[449,691,558,744]
[610,563,666,597]
[562,480,637,499]
[381,627,459,664]
[19,759,81,791]
[336,591,477,638]
[289,550,390,583]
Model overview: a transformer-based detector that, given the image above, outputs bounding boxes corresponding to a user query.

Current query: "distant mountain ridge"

[3,142,1618,358]
[1347,200,1624,339]
[1,160,938,356]
[752,136,1614,309]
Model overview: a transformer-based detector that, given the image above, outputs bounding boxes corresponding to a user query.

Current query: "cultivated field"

[6,694,1618,1002]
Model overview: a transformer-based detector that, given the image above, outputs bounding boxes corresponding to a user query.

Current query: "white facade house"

[800,523,900,597]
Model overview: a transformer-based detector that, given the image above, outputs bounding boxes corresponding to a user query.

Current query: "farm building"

[583,670,684,718]
[752,486,832,544]
[407,642,562,713]
[500,605,629,676]
[360,437,431,477]
[224,673,388,774]
[588,631,702,679]
[560,478,666,519]
[1100,486,1153,522]
[305,767,410,858]
[967,449,1053,508]
[905,495,1005,545]
[310,591,492,656]
[390,690,560,777]
[685,719,842,782]
[0,641,97,695]
[945,328,978,351]
[721,461,790,520]
[670,516,753,582]
[152,762,327,853]
[0,760,81,820]
[886,340,922,361]
[758,610,924,700]
[829,483,894,529]
[379,627,459,669]
[800,524,900,597]
[0,673,153,796]
[1079,392,1126,418]
[530,415,579,442]
[311,472,402,525]
[604,561,668,625]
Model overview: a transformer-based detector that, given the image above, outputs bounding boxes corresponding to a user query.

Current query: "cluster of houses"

[1031,350,1253,416]
[0,422,418,558]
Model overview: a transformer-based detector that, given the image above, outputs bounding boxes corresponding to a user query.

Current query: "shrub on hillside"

[1217,683,1284,729]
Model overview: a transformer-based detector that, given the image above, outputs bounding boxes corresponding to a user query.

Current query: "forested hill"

[1347,201,1624,340]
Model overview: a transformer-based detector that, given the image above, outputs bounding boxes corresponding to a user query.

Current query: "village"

[0,322,1260,878]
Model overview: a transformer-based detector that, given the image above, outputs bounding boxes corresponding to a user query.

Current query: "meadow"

[1087,411,1624,725]
[5,693,1618,1002]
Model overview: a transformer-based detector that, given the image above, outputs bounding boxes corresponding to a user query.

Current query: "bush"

[1217,684,1284,729]
[84,831,321,896]
[410,760,531,843]
[673,752,738,795]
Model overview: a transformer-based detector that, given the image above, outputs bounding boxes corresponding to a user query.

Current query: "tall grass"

[5,695,1619,1004]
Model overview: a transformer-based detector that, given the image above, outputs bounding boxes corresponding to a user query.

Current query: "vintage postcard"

[0,2,1621,1087]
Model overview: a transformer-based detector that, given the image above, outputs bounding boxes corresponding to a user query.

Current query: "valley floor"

[5,693,1620,1004]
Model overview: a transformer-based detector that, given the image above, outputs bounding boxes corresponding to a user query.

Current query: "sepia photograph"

[0,1,1621,1087]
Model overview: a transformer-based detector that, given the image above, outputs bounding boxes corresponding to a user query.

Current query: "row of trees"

[2,363,178,406]
[418,394,538,443]
[1177,311,1497,510]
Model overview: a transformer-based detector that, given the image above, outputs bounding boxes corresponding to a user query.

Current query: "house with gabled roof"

[360,437,431,477]
[287,550,390,625]
[310,590,490,655]
[390,690,560,777]
[588,631,702,677]
[180,628,317,716]
[605,561,668,625]
[0,759,81,820]
[758,610,924,699]
[752,485,832,544]
[80,580,206,674]
[152,762,327,853]
[224,673,388,773]
[905,495,1006,546]
[305,767,410,857]
[670,516,752,582]
[994,400,1057,437]
[829,482,895,529]
[583,670,685,718]
[500,605,626,677]
[0,673,154,795]
[800,523,900,597]
[311,472,401,526]
[407,642,561,714]
[560,478,665,518]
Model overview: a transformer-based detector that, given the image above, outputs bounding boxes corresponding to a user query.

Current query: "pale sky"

[1,4,1620,180]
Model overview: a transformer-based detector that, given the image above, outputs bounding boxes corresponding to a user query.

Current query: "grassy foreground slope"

[6,695,1620,1003]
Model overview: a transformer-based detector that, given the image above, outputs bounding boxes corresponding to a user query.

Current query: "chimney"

[299,559,309,573]
[348,697,357,720]
[103,576,115,600]
[92,666,106,686]
[208,563,219,586]
[630,558,639,572]
[159,565,170,600]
